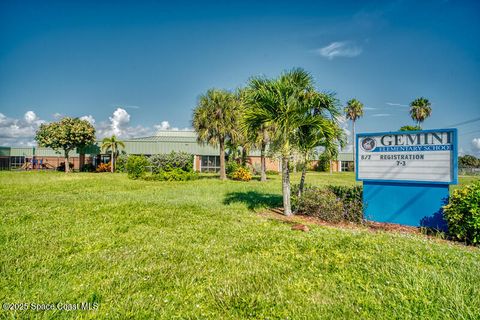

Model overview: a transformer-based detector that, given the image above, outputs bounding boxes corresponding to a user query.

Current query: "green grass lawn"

[0,171,479,319]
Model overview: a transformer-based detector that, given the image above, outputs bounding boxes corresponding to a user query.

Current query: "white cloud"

[386,102,408,107]
[472,138,480,155]
[80,115,95,125]
[0,108,190,145]
[0,111,45,146]
[316,41,362,59]
[109,108,130,136]
[24,111,38,124]
[371,113,391,117]
[363,107,377,110]
[155,121,171,130]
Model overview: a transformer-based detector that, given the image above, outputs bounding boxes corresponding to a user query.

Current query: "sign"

[356,129,457,184]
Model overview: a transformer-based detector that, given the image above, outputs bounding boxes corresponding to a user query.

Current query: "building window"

[0,157,10,170]
[201,155,220,173]
[341,161,353,172]
[10,156,25,169]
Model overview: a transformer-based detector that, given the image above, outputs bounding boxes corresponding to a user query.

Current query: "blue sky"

[0,0,479,155]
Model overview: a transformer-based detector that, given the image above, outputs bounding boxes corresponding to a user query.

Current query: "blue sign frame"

[356,128,458,185]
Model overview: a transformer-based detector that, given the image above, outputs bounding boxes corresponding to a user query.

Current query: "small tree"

[35,117,96,173]
[244,68,316,216]
[344,99,364,172]
[101,135,125,173]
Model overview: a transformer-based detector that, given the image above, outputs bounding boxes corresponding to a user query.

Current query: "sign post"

[356,129,457,228]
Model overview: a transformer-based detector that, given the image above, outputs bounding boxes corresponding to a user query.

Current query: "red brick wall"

[30,156,93,170]
[246,156,280,172]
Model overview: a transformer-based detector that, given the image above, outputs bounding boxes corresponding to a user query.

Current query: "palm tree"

[344,99,364,171]
[409,97,432,127]
[101,135,125,173]
[193,89,241,180]
[237,88,272,181]
[295,92,344,197]
[244,68,316,216]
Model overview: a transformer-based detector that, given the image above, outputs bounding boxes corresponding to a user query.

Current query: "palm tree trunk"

[260,142,267,182]
[219,139,226,180]
[329,159,333,174]
[64,150,70,173]
[352,120,356,172]
[298,153,308,197]
[111,147,115,173]
[282,156,292,216]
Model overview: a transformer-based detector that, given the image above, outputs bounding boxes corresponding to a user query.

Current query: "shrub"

[327,185,364,223]
[291,184,364,223]
[81,163,95,172]
[146,168,198,181]
[229,167,252,181]
[316,153,331,172]
[96,162,111,172]
[57,162,74,171]
[149,152,193,173]
[126,155,149,179]
[296,187,344,222]
[226,161,241,175]
[443,181,480,245]
[115,154,128,173]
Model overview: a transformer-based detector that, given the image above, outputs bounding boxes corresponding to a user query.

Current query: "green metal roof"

[0,147,10,157]
[337,152,354,161]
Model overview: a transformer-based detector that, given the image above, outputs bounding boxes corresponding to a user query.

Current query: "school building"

[0,130,354,172]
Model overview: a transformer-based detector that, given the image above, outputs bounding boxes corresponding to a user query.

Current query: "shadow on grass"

[224,191,283,211]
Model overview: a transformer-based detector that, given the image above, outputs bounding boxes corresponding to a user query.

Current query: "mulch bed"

[259,207,420,235]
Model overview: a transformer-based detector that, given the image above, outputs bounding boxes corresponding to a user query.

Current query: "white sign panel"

[356,129,457,184]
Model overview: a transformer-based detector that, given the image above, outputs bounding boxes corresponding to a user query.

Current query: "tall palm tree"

[344,98,364,171]
[409,97,432,127]
[101,135,125,173]
[244,68,316,216]
[193,89,241,180]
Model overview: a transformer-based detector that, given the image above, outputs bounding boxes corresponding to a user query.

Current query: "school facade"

[0,130,353,172]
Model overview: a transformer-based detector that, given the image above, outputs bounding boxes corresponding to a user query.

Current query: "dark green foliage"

[296,187,345,222]
[115,154,128,173]
[399,125,422,131]
[145,152,196,181]
[327,185,364,223]
[459,155,480,168]
[81,163,95,172]
[149,152,193,173]
[126,155,150,179]
[443,181,480,245]
[292,184,363,223]
[316,153,331,172]
[57,162,74,171]
[226,161,241,175]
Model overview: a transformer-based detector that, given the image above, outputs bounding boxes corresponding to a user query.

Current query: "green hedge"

[443,181,480,245]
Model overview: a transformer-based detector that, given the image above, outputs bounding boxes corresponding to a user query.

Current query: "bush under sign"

[356,129,458,227]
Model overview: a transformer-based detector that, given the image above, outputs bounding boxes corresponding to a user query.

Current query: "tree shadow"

[420,197,449,232]
[223,191,283,211]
